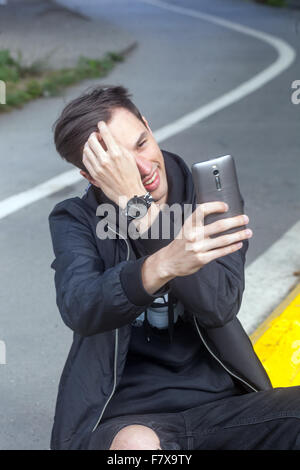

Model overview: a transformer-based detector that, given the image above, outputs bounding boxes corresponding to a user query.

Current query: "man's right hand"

[141,201,252,295]
[164,201,252,277]
[160,201,252,279]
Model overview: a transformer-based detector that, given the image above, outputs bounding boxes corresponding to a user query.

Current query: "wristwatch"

[123,192,154,221]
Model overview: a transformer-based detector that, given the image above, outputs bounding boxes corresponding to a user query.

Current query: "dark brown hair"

[53,85,146,173]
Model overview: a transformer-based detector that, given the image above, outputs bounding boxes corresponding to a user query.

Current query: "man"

[49,85,300,450]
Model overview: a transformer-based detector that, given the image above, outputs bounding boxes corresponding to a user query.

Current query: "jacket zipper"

[91,225,130,433]
[91,328,119,432]
[192,314,258,393]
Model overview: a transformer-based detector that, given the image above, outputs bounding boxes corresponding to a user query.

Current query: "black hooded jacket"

[48,149,272,450]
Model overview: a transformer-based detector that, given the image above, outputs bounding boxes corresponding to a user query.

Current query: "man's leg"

[109,424,162,450]
[88,412,186,450]
[182,386,300,450]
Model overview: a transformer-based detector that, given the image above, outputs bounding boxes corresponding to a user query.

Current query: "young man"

[48,85,300,450]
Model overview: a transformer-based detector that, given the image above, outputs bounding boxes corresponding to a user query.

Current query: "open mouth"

[143,170,157,185]
[143,169,160,191]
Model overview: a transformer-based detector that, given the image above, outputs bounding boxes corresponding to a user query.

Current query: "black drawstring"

[143,294,175,344]
[143,308,152,343]
[168,292,174,344]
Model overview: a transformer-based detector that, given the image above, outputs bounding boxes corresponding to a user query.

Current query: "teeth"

[144,171,157,185]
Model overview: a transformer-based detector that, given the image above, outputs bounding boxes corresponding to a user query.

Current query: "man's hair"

[53,85,146,172]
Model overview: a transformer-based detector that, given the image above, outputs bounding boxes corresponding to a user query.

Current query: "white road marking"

[142,2,299,333]
[1,0,299,331]
[0,169,80,219]
[0,1,295,220]
[0,340,6,365]
[143,0,296,141]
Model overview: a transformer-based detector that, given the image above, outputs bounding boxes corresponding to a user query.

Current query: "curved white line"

[0,0,296,220]
[142,0,296,141]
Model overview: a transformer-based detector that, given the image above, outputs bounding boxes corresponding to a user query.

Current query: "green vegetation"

[255,0,286,7]
[265,0,286,6]
[0,49,124,113]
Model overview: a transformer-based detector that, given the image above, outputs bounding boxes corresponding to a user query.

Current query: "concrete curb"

[0,0,137,69]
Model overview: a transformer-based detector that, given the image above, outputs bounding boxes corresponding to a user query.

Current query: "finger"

[87,132,108,161]
[202,241,244,264]
[182,225,205,244]
[203,227,252,251]
[98,121,121,157]
[187,200,228,226]
[122,145,137,162]
[82,146,102,177]
[181,204,205,242]
[200,201,229,218]
[205,214,248,237]
[187,203,204,225]
[97,132,108,152]
[185,225,250,252]
[186,201,210,235]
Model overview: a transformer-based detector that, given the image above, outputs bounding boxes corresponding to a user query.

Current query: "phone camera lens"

[213,169,219,176]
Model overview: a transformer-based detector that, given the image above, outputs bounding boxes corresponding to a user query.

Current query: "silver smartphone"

[191,154,246,237]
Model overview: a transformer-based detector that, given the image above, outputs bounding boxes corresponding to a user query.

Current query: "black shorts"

[87,410,187,450]
[87,386,300,450]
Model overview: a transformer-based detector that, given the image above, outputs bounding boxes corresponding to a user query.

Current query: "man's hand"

[81,121,146,208]
[161,201,252,278]
[141,201,252,295]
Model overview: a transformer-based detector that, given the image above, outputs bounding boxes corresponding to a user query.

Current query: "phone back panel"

[191,155,245,236]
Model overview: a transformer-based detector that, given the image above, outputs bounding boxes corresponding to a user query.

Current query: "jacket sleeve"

[122,196,249,328]
[169,238,249,328]
[48,199,170,337]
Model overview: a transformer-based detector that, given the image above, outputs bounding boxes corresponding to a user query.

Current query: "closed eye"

[138,139,147,148]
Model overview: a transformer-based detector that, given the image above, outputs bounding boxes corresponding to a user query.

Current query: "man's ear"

[80,170,97,186]
[142,116,153,135]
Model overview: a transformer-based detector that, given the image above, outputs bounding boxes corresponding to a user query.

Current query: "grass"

[255,0,287,6]
[0,49,124,113]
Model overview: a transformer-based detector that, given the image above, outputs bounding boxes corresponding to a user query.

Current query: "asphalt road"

[0,0,299,450]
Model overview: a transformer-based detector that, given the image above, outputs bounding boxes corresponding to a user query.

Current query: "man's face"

[103,107,168,205]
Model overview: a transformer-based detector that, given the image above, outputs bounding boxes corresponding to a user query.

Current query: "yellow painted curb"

[250,283,300,387]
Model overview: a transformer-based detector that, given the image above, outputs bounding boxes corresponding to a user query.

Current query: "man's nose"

[135,155,153,177]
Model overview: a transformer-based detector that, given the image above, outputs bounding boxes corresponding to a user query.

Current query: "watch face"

[127,201,148,219]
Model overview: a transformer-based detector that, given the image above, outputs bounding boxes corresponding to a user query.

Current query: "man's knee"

[109,424,162,450]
